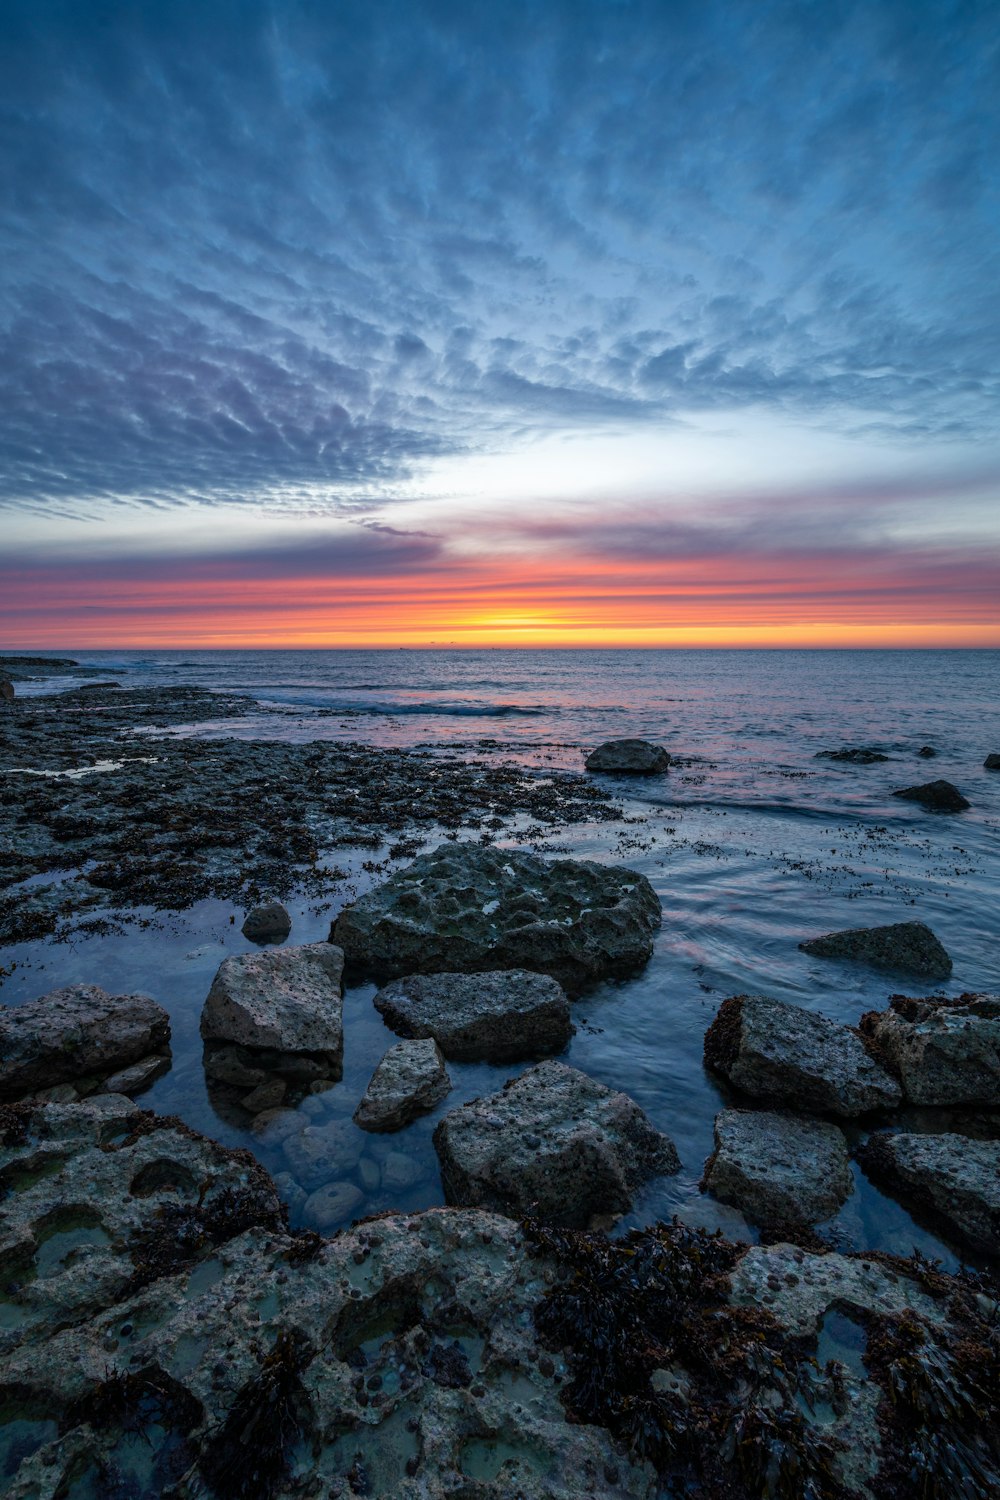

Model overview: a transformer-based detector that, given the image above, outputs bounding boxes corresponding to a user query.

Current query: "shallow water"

[3,649,999,1265]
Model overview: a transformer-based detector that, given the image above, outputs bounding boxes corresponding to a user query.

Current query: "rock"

[585,739,670,774]
[433,1060,679,1227]
[985,753,1000,770]
[354,1039,451,1132]
[799,920,952,980]
[704,994,901,1117]
[202,1044,268,1088]
[241,900,292,943]
[241,1079,287,1114]
[815,746,888,763]
[892,778,970,811]
[97,1054,170,1097]
[283,1119,364,1186]
[248,1106,302,1143]
[0,676,14,702]
[704,1109,852,1226]
[381,1149,426,1190]
[373,969,573,1061]
[357,1155,381,1191]
[857,1131,1000,1254]
[0,984,171,1103]
[859,993,1000,1105]
[200,943,344,1077]
[918,745,937,757]
[332,844,661,995]
[302,1179,364,1231]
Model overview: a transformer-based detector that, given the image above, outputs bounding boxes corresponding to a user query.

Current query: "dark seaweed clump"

[199,1329,314,1500]
[59,1367,203,1498]
[127,1182,284,1291]
[527,1218,847,1499]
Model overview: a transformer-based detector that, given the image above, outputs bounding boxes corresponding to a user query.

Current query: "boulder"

[704,1109,852,1226]
[704,994,901,1117]
[282,1118,364,1187]
[200,942,344,1073]
[97,1054,171,1097]
[857,1131,1000,1254]
[0,676,14,702]
[917,745,937,758]
[892,779,970,811]
[332,844,661,995]
[373,969,573,1061]
[985,753,1000,771]
[0,984,170,1102]
[354,1038,451,1132]
[585,739,670,774]
[815,746,888,764]
[433,1059,679,1227]
[241,900,292,943]
[302,1179,364,1231]
[799,920,952,980]
[860,993,1000,1105]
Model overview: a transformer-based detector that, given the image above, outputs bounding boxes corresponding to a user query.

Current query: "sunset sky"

[2,0,998,648]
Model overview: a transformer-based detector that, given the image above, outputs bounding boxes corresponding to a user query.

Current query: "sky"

[1,0,998,648]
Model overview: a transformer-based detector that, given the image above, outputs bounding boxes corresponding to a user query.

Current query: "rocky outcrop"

[585,739,670,773]
[373,969,573,1061]
[354,1038,451,1132]
[799,920,952,980]
[704,994,901,1117]
[985,753,1000,770]
[815,746,888,763]
[0,984,170,1102]
[858,1131,1000,1255]
[433,1060,679,1227]
[704,1109,852,1226]
[892,779,970,811]
[332,844,662,995]
[241,900,292,943]
[860,993,1000,1105]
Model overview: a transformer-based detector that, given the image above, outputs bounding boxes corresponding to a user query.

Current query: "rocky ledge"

[799,920,953,980]
[0,984,171,1103]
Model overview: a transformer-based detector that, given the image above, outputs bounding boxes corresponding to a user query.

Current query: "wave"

[255,694,548,718]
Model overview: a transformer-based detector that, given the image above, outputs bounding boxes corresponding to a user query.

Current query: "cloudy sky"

[2,0,998,646]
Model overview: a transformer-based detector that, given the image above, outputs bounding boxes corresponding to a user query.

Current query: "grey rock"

[0,984,170,1103]
[201,1044,268,1088]
[860,993,1000,1105]
[585,739,670,774]
[0,676,14,702]
[373,969,573,1061]
[354,1038,451,1132]
[249,1106,302,1143]
[200,942,344,1074]
[433,1060,679,1227]
[97,1054,170,1097]
[704,994,901,1117]
[704,1109,852,1226]
[815,746,888,763]
[858,1131,1000,1254]
[302,1179,364,1231]
[357,1155,381,1191]
[332,843,661,995]
[985,753,1000,770]
[241,1079,287,1114]
[799,920,952,980]
[241,900,292,943]
[918,745,938,757]
[893,778,970,811]
[381,1149,426,1191]
[283,1119,364,1186]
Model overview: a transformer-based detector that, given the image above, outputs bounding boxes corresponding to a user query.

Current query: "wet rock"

[0,984,171,1103]
[918,745,937,757]
[858,1131,1000,1254]
[332,843,661,995]
[302,1179,364,1231]
[354,1039,451,1133]
[433,1060,679,1227]
[585,739,670,774]
[892,778,970,811]
[97,1054,171,1097]
[860,993,1000,1105]
[380,1149,426,1191]
[373,969,573,1061]
[799,920,952,980]
[0,675,14,702]
[704,994,901,1117]
[200,942,344,1078]
[282,1118,364,1186]
[241,900,292,943]
[815,746,889,763]
[985,753,1000,770]
[241,1079,287,1114]
[704,1109,852,1226]
[201,1044,268,1088]
[248,1106,302,1143]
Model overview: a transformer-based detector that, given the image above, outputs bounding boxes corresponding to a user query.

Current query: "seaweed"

[199,1329,314,1500]
[63,1366,202,1439]
[703,995,745,1075]
[127,1182,283,1291]
[0,1101,32,1148]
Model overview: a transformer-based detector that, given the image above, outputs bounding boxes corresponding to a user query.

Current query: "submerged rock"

[892,778,970,811]
[433,1059,679,1227]
[354,1038,451,1132]
[332,843,662,994]
[815,745,889,763]
[985,753,1000,770]
[373,969,573,1061]
[704,1109,852,1226]
[585,738,670,773]
[241,900,292,943]
[858,1131,1000,1254]
[918,745,938,757]
[0,675,14,702]
[0,984,170,1102]
[704,994,901,1117]
[860,992,1000,1105]
[799,920,952,980]
[201,942,344,1082]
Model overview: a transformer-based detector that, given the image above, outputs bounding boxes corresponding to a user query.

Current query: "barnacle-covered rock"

[0,984,170,1103]
[800,920,952,980]
[860,992,1000,1105]
[857,1131,1000,1254]
[373,969,573,1061]
[353,1037,451,1132]
[704,1108,852,1226]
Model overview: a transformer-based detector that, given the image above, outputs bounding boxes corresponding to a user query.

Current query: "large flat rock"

[857,1131,1000,1255]
[704,1109,852,1226]
[354,1038,452,1132]
[200,942,344,1061]
[373,969,573,1061]
[800,920,952,980]
[433,1059,679,1227]
[860,992,1000,1105]
[332,843,662,994]
[704,993,901,1117]
[0,984,170,1102]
